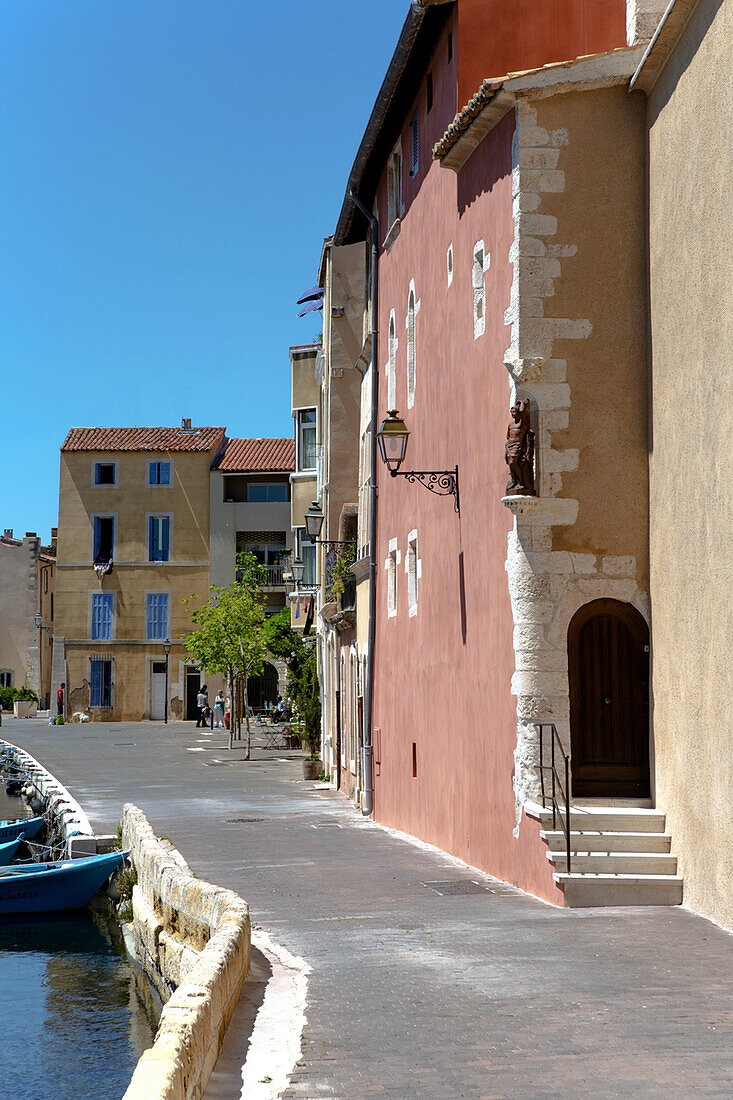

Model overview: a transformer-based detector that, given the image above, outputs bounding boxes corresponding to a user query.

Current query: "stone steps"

[541,829,672,852]
[537,806,682,907]
[554,872,684,908]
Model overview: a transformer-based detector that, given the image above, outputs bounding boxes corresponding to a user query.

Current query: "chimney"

[25,531,37,539]
[181,417,192,430]
[50,527,58,552]
[3,529,12,539]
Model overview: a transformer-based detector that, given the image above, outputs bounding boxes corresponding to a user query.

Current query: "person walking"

[213,690,225,729]
[196,684,208,728]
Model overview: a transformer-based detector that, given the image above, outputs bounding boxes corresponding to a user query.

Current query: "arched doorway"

[568,599,650,798]
[247,662,278,711]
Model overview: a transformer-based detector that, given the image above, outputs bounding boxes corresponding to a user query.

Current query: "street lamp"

[291,557,305,584]
[163,638,172,725]
[304,501,324,541]
[376,409,460,513]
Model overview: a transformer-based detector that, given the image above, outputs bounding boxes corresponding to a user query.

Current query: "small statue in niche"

[505,399,536,496]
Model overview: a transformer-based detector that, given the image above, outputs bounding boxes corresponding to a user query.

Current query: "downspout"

[349,188,378,817]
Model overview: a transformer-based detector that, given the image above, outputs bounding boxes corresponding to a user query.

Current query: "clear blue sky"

[0,0,408,540]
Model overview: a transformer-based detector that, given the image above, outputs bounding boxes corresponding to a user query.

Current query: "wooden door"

[569,600,650,798]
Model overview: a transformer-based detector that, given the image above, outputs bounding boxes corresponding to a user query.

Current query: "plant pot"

[13,701,37,718]
[303,759,321,781]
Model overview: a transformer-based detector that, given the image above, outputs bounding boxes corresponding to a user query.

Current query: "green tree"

[183,551,268,758]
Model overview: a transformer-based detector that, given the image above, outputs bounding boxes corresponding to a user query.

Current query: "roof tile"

[214,438,295,473]
[61,426,226,453]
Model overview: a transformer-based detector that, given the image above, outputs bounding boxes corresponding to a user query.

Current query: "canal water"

[0,789,159,1099]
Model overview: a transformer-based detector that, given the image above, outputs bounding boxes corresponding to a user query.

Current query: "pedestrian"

[275,695,286,721]
[57,683,65,720]
[196,684,208,728]
[214,690,225,729]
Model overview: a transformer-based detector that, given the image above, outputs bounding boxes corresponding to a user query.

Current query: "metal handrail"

[536,722,571,875]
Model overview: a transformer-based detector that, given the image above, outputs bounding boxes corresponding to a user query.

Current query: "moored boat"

[0,838,23,866]
[0,851,128,915]
[0,817,44,844]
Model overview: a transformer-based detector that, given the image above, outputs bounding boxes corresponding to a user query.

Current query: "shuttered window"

[149,461,171,485]
[91,592,114,640]
[149,515,170,561]
[410,109,419,177]
[147,593,169,640]
[90,658,112,708]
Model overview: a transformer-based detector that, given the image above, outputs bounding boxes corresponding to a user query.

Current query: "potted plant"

[12,687,38,719]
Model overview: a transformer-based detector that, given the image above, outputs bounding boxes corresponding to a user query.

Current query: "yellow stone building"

[54,423,226,722]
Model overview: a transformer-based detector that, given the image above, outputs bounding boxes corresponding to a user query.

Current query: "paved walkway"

[4,717,733,1099]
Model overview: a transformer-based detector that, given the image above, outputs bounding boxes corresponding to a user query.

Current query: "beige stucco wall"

[57,450,213,721]
[0,537,42,696]
[537,86,649,589]
[209,472,292,589]
[645,0,733,930]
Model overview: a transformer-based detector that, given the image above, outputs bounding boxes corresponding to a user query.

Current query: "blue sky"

[0,0,408,539]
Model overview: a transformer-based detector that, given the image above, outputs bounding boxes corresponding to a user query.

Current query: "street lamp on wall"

[303,502,352,552]
[163,637,172,725]
[376,410,460,513]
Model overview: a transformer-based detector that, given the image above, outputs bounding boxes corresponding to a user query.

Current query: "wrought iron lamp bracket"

[390,466,460,513]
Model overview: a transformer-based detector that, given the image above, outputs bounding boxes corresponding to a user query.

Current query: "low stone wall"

[121,804,251,1100]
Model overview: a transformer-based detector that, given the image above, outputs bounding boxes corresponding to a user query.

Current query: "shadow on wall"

[69,679,90,714]
[456,112,513,217]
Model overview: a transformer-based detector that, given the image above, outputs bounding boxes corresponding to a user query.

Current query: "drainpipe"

[349,188,378,817]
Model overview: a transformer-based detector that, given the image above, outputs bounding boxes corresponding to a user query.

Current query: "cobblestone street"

[4,717,733,1099]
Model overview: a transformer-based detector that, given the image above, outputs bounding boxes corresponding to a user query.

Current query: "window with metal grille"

[90,658,112,708]
[91,592,114,640]
[406,289,416,407]
[147,593,169,640]
[149,515,170,561]
[388,311,397,409]
[410,109,419,176]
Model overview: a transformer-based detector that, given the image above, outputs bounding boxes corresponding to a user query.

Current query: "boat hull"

[0,817,44,844]
[0,839,23,866]
[0,852,127,915]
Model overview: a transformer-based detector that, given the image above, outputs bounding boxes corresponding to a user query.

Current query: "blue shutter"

[149,462,158,485]
[160,462,170,485]
[147,593,155,638]
[90,660,102,706]
[149,516,156,560]
[159,593,169,638]
[162,517,170,561]
[92,593,113,640]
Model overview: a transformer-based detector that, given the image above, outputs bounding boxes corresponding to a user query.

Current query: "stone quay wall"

[0,738,94,853]
[122,803,251,1100]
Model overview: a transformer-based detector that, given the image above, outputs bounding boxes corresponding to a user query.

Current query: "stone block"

[601,555,636,575]
[517,213,557,237]
[516,124,550,146]
[518,147,560,170]
[512,670,570,698]
[569,553,597,574]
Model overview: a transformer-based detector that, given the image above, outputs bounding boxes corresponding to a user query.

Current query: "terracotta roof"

[214,438,295,473]
[61,426,226,453]
[433,47,644,164]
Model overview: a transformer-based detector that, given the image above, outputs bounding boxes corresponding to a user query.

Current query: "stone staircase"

[539,805,683,907]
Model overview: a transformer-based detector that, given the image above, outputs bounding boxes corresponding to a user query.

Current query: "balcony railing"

[264,565,284,586]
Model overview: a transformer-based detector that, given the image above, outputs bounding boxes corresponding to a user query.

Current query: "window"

[149,515,170,562]
[247,481,290,503]
[297,409,317,471]
[387,143,402,228]
[406,287,416,408]
[94,463,116,486]
[237,532,287,584]
[93,516,114,563]
[410,110,419,177]
[295,529,316,586]
[147,593,169,640]
[447,243,454,287]
[44,569,48,594]
[473,241,489,339]
[149,461,171,486]
[91,592,114,640]
[406,530,420,617]
[386,539,399,618]
[0,671,13,688]
[427,72,433,113]
[90,658,112,708]
[358,425,372,559]
[387,311,397,409]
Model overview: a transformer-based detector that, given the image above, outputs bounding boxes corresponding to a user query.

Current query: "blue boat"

[0,851,128,915]
[0,838,23,866]
[0,817,43,844]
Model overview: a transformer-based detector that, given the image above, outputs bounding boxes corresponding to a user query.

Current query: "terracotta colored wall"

[371,30,559,904]
[457,0,627,104]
